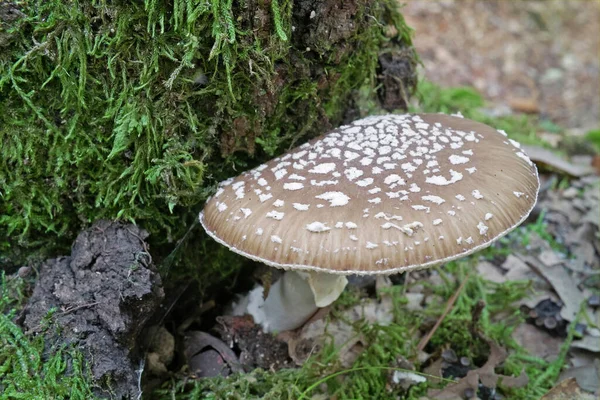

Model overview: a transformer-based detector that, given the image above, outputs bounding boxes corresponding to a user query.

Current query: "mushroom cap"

[200,113,539,275]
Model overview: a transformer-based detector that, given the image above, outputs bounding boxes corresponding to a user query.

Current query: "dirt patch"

[402,0,600,130]
[20,220,164,398]
[214,315,294,371]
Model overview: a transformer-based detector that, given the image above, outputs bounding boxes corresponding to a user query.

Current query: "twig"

[416,275,469,352]
[126,228,152,261]
[470,299,486,333]
[401,271,411,295]
[57,301,100,316]
[25,301,101,334]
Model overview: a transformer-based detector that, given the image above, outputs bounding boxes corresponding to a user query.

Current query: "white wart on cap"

[200,113,539,275]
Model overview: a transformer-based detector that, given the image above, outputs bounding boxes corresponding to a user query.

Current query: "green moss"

[585,128,600,152]
[0,0,417,277]
[0,273,95,399]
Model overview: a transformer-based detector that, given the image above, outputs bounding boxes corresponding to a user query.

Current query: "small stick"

[416,275,469,352]
[57,301,100,316]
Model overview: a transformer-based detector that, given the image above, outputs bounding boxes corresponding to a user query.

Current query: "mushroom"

[199,113,539,332]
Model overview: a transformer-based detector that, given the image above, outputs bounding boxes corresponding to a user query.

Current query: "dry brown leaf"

[541,377,596,400]
[509,97,540,114]
[539,250,564,267]
[522,145,596,177]
[428,338,528,399]
[502,254,537,282]
[184,331,242,378]
[512,323,563,360]
[571,335,600,353]
[283,316,364,367]
[592,155,600,174]
[519,292,562,310]
[519,255,587,321]
[477,261,506,283]
[569,348,599,368]
[558,359,600,394]
[423,357,445,386]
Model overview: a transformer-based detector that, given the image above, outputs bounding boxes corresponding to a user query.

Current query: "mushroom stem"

[241,270,348,332]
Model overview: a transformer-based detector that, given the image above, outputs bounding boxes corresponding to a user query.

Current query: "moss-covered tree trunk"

[0,0,417,279]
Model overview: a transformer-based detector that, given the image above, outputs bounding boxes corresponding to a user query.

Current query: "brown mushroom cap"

[200,113,539,275]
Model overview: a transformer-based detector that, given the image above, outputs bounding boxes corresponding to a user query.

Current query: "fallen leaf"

[184,331,242,378]
[566,224,599,271]
[477,261,506,283]
[509,97,540,114]
[502,254,538,282]
[519,292,562,310]
[541,377,596,400]
[522,145,596,177]
[569,348,599,367]
[571,335,600,353]
[428,338,528,399]
[423,357,444,385]
[558,359,600,394]
[519,255,587,321]
[568,221,598,245]
[284,313,362,367]
[512,323,563,360]
[417,350,432,364]
[539,250,564,267]
[593,155,600,174]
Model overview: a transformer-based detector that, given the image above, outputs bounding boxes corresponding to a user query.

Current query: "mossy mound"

[0,0,417,286]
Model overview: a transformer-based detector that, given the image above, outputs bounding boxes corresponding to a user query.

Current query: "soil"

[402,0,600,131]
[215,315,294,371]
[20,220,164,399]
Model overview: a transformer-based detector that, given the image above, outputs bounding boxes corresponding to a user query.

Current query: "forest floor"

[402,0,599,132]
